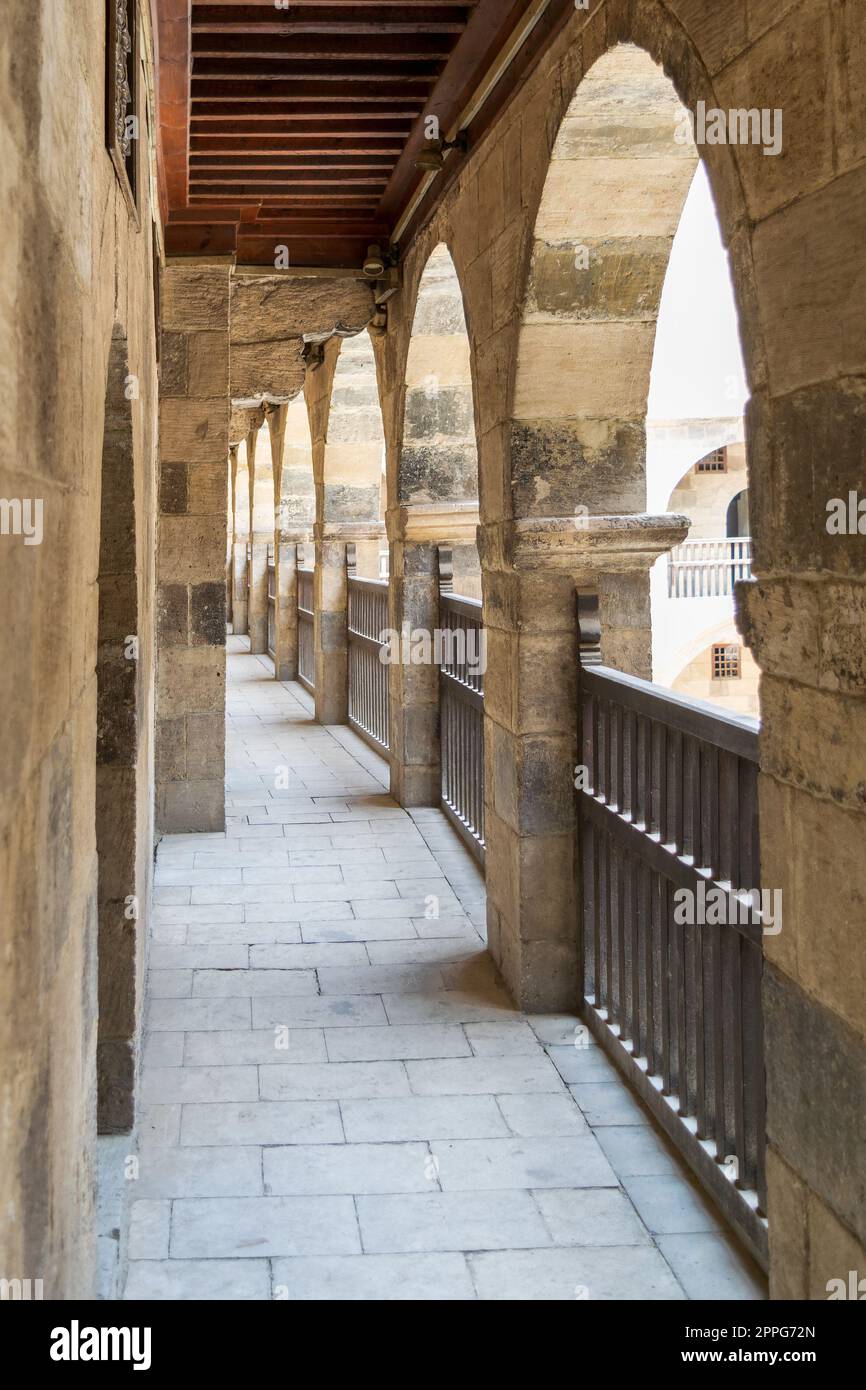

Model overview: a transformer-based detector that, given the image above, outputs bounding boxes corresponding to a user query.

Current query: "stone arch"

[511,43,700,520]
[322,331,386,577]
[275,393,315,536]
[245,412,275,655]
[229,439,251,635]
[664,440,750,538]
[95,328,142,1133]
[401,243,478,511]
[399,243,481,596]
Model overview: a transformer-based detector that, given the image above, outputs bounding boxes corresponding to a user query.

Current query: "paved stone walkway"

[123,637,765,1300]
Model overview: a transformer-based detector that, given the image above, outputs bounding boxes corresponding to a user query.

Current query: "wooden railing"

[267,549,276,659]
[347,575,390,753]
[577,662,767,1266]
[297,567,315,691]
[439,593,485,862]
[668,536,752,598]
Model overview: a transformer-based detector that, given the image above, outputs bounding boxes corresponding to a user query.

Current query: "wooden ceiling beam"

[191,102,426,118]
[190,154,395,168]
[190,136,405,152]
[192,34,456,58]
[191,60,442,80]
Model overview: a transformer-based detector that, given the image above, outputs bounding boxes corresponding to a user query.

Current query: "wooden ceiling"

[157,0,574,266]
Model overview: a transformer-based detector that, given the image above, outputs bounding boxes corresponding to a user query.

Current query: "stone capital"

[387,501,480,546]
[315,521,386,544]
[478,514,690,577]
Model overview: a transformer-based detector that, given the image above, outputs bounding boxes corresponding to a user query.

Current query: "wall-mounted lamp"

[414,131,468,173]
[362,244,386,278]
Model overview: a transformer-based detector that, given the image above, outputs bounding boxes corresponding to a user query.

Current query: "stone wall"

[156,262,231,832]
[0,0,160,1296]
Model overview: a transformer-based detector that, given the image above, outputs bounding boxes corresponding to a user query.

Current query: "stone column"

[312,523,382,723]
[247,539,269,654]
[313,527,349,725]
[479,514,687,1012]
[273,534,302,681]
[388,536,441,806]
[231,540,248,635]
[387,503,480,806]
[156,260,231,833]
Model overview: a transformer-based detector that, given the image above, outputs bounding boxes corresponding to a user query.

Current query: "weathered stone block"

[764,963,866,1247]
[158,516,227,585]
[155,717,186,782]
[160,332,188,396]
[156,584,188,647]
[158,779,225,834]
[159,461,188,515]
[162,265,230,333]
[230,275,374,343]
[752,162,866,395]
[190,581,227,647]
[187,331,229,398]
[160,398,228,465]
[157,646,225,718]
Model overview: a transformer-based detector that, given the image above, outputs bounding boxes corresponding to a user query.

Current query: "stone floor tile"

[270,1253,475,1301]
[434,1135,617,1191]
[179,1100,343,1147]
[147,998,252,1032]
[365,937,482,967]
[142,1033,185,1068]
[137,1104,182,1148]
[534,1188,653,1246]
[183,1028,327,1067]
[463,1022,540,1056]
[140,1066,259,1105]
[324,1024,471,1063]
[593,1124,684,1178]
[128,1200,171,1260]
[134,1145,263,1199]
[622,1174,725,1235]
[301,919,417,943]
[125,1259,272,1301]
[495,1094,591,1138]
[406,1055,563,1096]
[656,1233,767,1300]
[147,969,193,998]
[192,968,319,997]
[468,1246,687,1301]
[248,943,369,970]
[317,964,445,996]
[356,1191,551,1253]
[341,1096,510,1143]
[263,1141,431,1195]
[381,989,517,1026]
[569,1081,652,1126]
[149,944,249,971]
[171,1196,361,1258]
[546,1044,620,1084]
[259,1061,410,1101]
[251,995,388,1029]
[526,1014,587,1047]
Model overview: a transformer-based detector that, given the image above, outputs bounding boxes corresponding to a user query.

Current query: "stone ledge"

[478,514,690,574]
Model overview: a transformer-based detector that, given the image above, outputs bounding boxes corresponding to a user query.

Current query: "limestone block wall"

[0,0,159,1296]
[156,262,231,833]
[370,0,866,1294]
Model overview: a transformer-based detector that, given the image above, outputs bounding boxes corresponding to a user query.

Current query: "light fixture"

[362,244,386,278]
[414,132,468,173]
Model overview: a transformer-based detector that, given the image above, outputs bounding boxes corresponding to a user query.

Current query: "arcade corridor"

[117,639,764,1301]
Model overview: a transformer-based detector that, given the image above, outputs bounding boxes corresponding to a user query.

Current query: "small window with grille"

[696,447,727,473]
[712,643,741,680]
